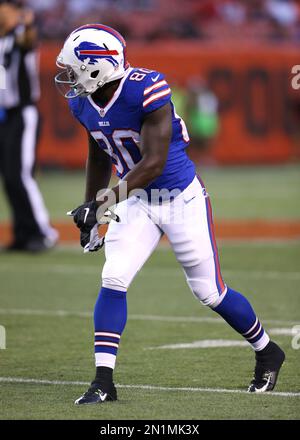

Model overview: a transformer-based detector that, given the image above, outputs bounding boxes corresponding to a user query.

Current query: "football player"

[55,24,285,405]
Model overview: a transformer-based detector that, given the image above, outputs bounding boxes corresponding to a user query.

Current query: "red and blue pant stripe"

[197,175,226,295]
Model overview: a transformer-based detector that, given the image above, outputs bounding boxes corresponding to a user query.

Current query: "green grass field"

[1,165,300,221]
[0,165,299,420]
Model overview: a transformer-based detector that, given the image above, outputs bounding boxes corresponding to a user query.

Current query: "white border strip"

[20,106,54,239]
[0,308,298,326]
[0,376,298,398]
[0,263,299,281]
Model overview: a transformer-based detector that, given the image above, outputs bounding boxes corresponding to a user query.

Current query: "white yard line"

[0,307,298,326]
[0,308,92,318]
[0,263,300,281]
[52,240,300,250]
[0,263,100,276]
[147,339,249,349]
[223,270,300,281]
[268,327,300,336]
[0,376,298,398]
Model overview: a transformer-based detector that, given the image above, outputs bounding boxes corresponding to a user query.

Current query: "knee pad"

[186,276,220,307]
[102,262,130,292]
[101,274,129,292]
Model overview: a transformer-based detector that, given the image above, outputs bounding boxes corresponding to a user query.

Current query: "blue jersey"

[69,67,196,194]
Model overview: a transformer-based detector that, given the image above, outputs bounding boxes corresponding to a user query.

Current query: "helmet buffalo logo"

[74,42,119,67]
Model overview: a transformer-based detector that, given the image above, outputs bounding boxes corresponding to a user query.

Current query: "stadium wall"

[38,42,300,168]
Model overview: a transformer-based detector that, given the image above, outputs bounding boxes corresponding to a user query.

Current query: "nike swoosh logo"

[83,208,90,223]
[184,196,196,204]
[151,74,160,82]
[99,392,107,402]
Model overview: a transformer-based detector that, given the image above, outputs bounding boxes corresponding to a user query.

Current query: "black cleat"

[248,341,285,393]
[74,382,117,405]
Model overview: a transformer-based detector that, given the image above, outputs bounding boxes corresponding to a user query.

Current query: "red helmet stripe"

[71,24,128,69]
[79,50,119,55]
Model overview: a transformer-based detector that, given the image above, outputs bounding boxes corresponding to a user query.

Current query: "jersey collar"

[87,67,133,117]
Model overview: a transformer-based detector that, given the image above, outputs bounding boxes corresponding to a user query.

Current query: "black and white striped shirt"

[0,26,40,109]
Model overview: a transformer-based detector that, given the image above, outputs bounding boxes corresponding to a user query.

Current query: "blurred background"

[28,0,300,167]
[0,2,300,420]
[1,0,300,242]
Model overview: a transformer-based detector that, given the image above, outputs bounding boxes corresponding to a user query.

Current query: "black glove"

[70,200,98,231]
[80,228,92,249]
[67,202,119,251]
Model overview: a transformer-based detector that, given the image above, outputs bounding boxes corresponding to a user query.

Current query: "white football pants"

[102,176,227,308]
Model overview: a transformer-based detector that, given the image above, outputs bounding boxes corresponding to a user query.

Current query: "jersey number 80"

[91,129,141,177]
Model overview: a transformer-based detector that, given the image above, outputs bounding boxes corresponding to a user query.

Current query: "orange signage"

[38,42,300,167]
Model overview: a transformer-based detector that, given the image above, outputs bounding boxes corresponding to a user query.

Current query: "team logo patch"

[74,41,119,66]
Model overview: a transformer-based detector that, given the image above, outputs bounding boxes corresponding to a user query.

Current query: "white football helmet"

[55,24,129,99]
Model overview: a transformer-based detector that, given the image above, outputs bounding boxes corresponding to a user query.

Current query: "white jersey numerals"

[112,129,140,171]
[174,107,190,143]
[91,129,140,175]
[129,68,154,82]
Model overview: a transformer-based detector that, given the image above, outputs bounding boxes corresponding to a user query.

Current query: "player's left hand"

[80,209,120,252]
[81,224,105,253]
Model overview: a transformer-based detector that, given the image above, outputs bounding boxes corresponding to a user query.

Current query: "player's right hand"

[67,204,120,251]
[68,200,98,231]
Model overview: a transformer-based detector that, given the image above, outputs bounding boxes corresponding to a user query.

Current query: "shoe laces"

[83,385,102,398]
[252,362,271,384]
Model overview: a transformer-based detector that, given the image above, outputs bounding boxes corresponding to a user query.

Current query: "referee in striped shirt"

[0,0,58,252]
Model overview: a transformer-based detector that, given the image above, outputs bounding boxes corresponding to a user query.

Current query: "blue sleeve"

[141,71,172,114]
[68,97,79,118]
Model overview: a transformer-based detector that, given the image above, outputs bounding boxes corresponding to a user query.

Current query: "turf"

[0,165,300,221]
[0,243,299,420]
[0,164,299,419]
